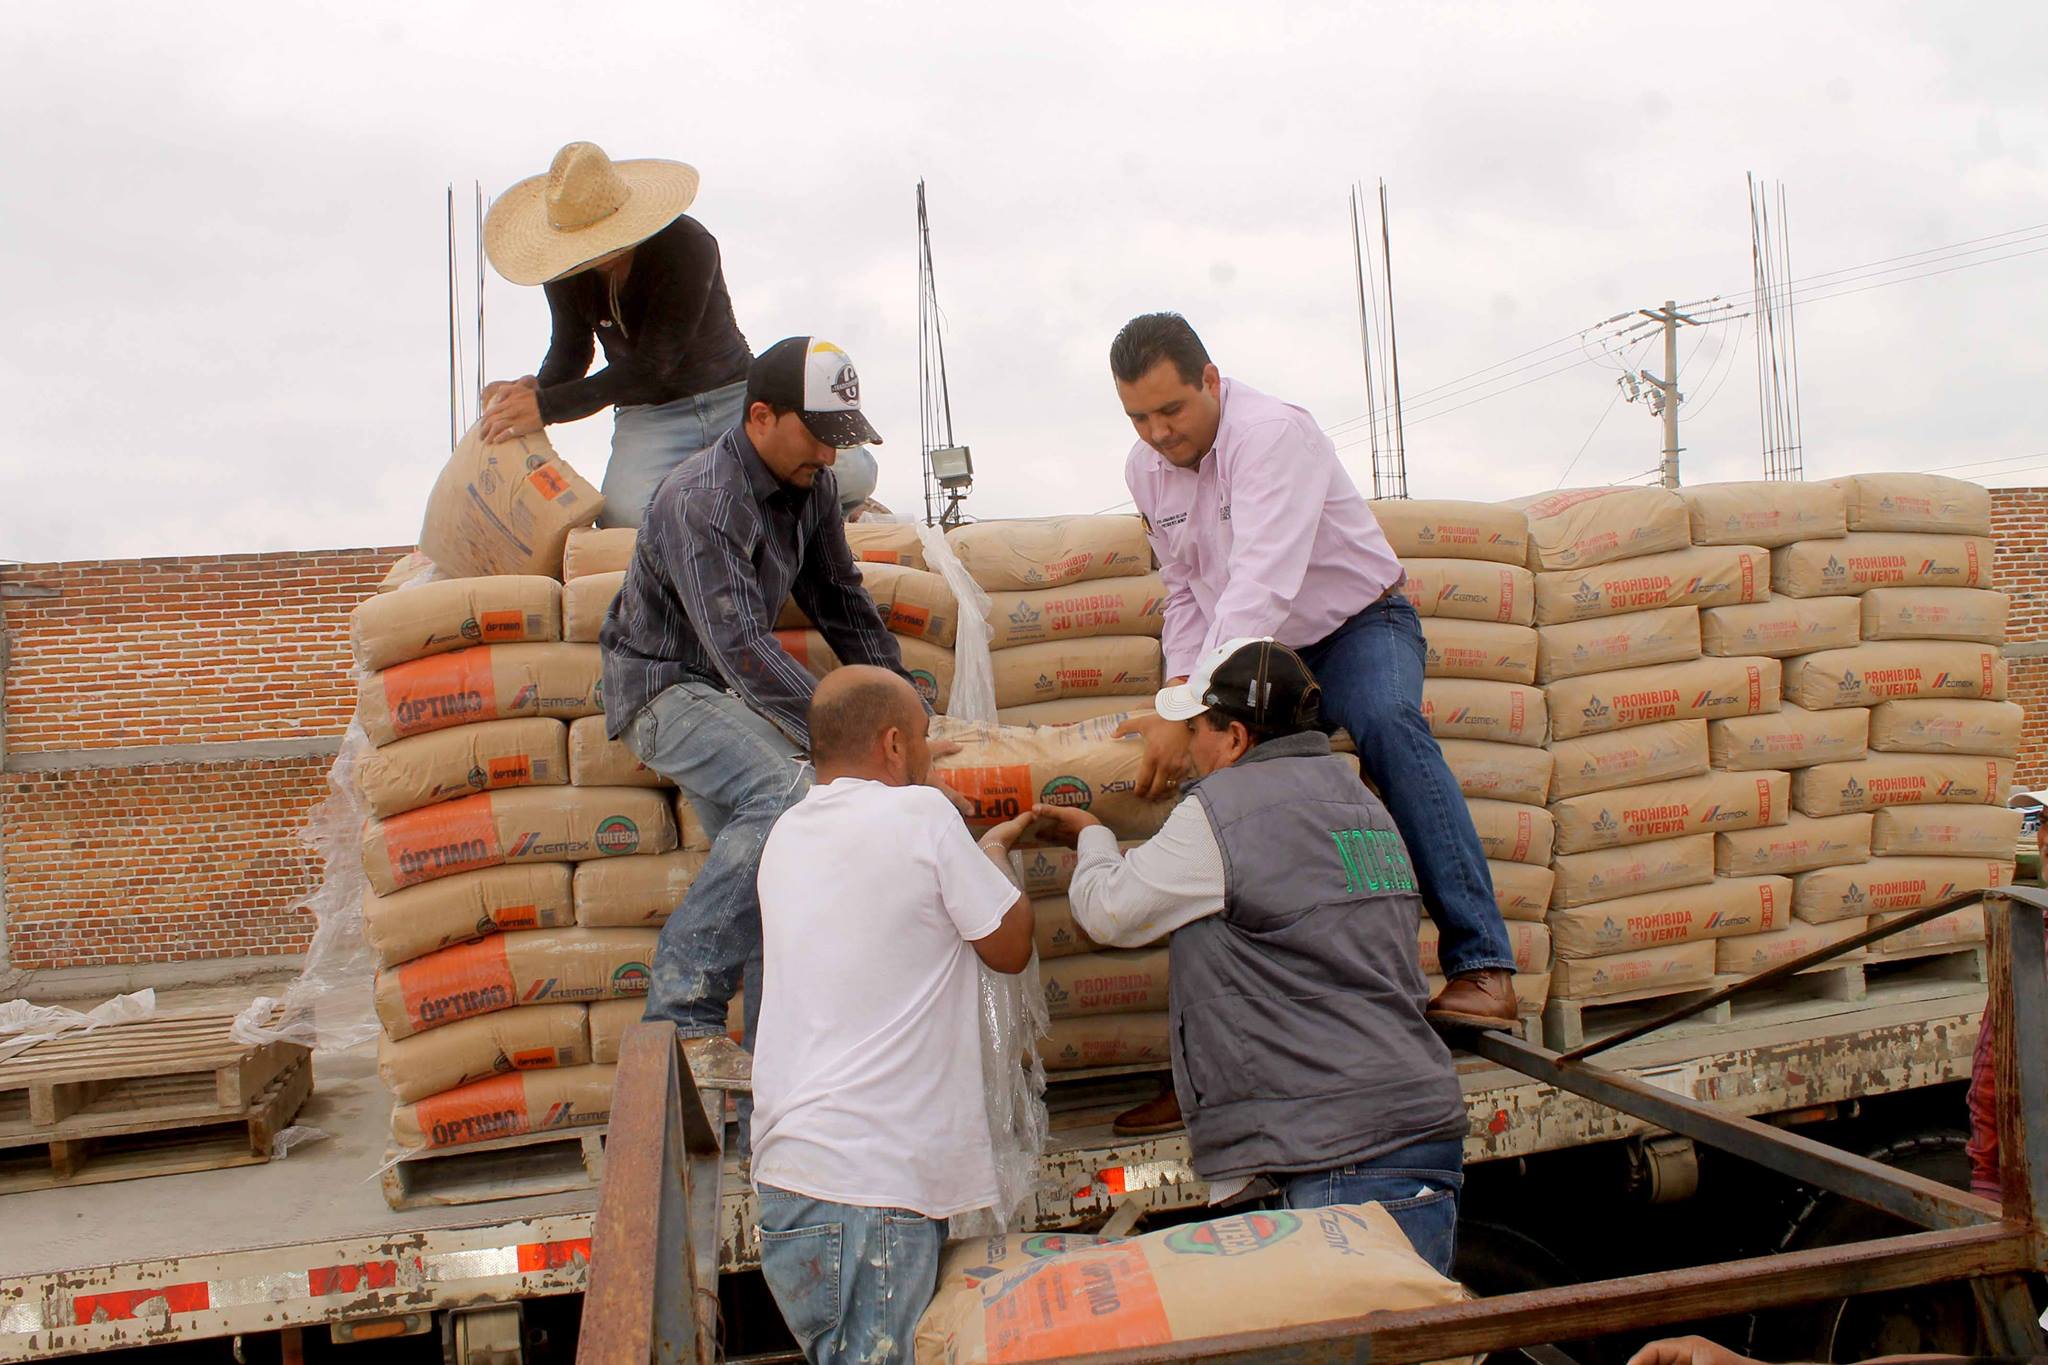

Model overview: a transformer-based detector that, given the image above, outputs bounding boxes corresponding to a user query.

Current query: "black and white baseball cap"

[1154,637,1323,731]
[746,336,884,448]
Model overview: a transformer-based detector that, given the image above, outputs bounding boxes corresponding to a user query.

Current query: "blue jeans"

[1298,595,1516,979]
[1271,1136,1464,1276]
[757,1185,946,1365]
[601,380,748,529]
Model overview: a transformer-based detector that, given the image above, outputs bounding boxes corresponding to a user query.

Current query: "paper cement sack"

[361,787,678,895]
[1717,917,1867,976]
[849,562,960,647]
[1772,533,1994,597]
[1399,558,1536,625]
[374,928,660,1040]
[1795,856,2013,924]
[932,718,1175,840]
[1551,769,1787,855]
[566,715,670,788]
[1421,619,1538,684]
[563,571,622,643]
[1009,843,1139,897]
[1679,480,1847,548]
[1371,498,1529,565]
[1793,755,2013,817]
[357,643,603,746]
[914,1202,1469,1365]
[355,717,570,818]
[1032,896,1102,959]
[776,631,958,710]
[377,1003,590,1103]
[1550,941,1714,1001]
[1869,699,2024,758]
[1782,641,2007,710]
[351,576,561,671]
[1421,918,1550,973]
[672,792,712,853]
[1829,473,1992,535]
[420,423,601,578]
[1549,876,1791,958]
[1700,595,1861,659]
[1548,719,1709,801]
[1716,812,1873,877]
[1513,486,1691,572]
[845,520,928,568]
[391,1064,616,1150]
[1439,738,1553,805]
[1536,605,1701,684]
[1534,546,1768,625]
[586,997,642,1063]
[1043,1014,1171,1073]
[378,550,439,594]
[1550,834,1715,910]
[561,526,637,579]
[1466,798,1556,866]
[990,637,1164,709]
[362,863,578,967]
[573,850,711,927]
[1871,805,2024,858]
[947,516,1149,592]
[1041,947,1171,1019]
[1860,587,2009,645]
[1710,706,1869,772]
[1489,860,1556,922]
[1871,904,1986,956]
[1422,679,1547,748]
[997,698,1149,727]
[1546,656,1779,741]
[984,576,1166,649]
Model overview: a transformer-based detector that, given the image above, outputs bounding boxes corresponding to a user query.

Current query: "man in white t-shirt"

[751,665,1035,1365]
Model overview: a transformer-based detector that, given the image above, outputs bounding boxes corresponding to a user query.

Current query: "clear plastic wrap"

[956,950,1051,1237]
[912,521,997,723]
[0,989,156,1062]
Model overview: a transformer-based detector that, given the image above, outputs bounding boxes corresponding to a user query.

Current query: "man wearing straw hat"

[478,142,880,527]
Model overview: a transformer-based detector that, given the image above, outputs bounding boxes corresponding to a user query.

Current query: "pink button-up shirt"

[1125,378,1405,679]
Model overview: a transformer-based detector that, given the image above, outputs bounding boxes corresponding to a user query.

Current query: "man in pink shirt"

[1110,312,1518,1046]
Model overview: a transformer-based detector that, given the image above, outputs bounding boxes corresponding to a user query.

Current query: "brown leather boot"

[1111,1084,1183,1137]
[1426,969,1519,1032]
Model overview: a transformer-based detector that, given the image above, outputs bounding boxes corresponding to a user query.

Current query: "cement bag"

[1439,738,1553,805]
[1549,876,1791,958]
[1869,699,2023,757]
[776,631,957,710]
[991,637,1163,709]
[1550,941,1714,1001]
[361,786,678,895]
[1871,904,1985,956]
[773,629,840,679]
[1546,656,1780,741]
[1871,805,2024,858]
[1717,918,1867,976]
[1512,486,1690,572]
[1421,918,1550,972]
[1489,860,1556,922]
[1399,558,1535,625]
[377,1002,590,1103]
[672,792,712,853]
[1420,619,1538,684]
[391,1063,616,1150]
[846,520,928,568]
[587,997,641,1063]
[373,928,660,1040]
[378,550,439,594]
[1551,769,1788,855]
[1795,856,2013,924]
[1681,480,1847,548]
[1422,680,1546,748]
[997,698,1149,727]
[1534,545,1768,625]
[561,526,636,579]
[355,717,570,818]
[931,717,1175,840]
[1710,706,1868,772]
[1465,798,1555,866]
[1793,755,2013,817]
[357,643,603,746]
[563,571,622,643]
[420,423,601,578]
[1548,719,1709,802]
[567,715,671,788]
[914,1202,1468,1365]
[1861,587,2009,645]
[1032,896,1103,959]
[1772,533,1993,597]
[1041,948,1170,1019]
[1829,473,1992,535]
[1550,834,1716,910]
[1009,843,1140,898]
[1372,497,1529,565]
[1781,641,2007,710]
[1700,595,1861,658]
[984,576,1166,649]
[362,863,577,967]
[947,516,1149,591]
[573,850,711,927]
[351,576,561,671]
[1425,972,1550,1013]
[1536,606,1701,684]
[1043,1014,1171,1073]
[852,562,961,647]
[1716,812,1873,878]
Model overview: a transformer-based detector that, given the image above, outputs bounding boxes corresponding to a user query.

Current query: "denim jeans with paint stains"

[1270,1135,1464,1277]
[756,1185,946,1365]
[600,380,748,530]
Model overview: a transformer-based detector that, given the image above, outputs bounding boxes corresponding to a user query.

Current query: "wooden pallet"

[382,1123,611,1211]
[1543,980,1730,1052]
[1864,940,1988,984]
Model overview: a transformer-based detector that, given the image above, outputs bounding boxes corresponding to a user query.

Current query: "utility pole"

[1638,299,1700,488]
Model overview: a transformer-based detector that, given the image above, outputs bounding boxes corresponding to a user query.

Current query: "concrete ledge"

[2004,641,2048,660]
[2,952,305,1004]
[4,737,341,773]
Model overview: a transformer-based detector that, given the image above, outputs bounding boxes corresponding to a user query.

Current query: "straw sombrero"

[484,142,700,287]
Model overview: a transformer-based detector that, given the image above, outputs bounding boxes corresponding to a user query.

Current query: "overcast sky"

[4,1,2043,562]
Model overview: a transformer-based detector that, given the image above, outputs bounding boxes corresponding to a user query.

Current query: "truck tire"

[1456,1219,1611,1365]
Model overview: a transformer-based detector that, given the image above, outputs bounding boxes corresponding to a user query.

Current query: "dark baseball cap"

[746,336,884,448]
[1154,637,1323,731]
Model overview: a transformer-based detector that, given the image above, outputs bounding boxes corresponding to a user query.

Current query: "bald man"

[749,667,1035,1365]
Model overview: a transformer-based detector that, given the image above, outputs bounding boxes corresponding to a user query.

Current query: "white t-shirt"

[749,777,1021,1218]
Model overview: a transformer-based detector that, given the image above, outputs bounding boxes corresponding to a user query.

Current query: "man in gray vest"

[1038,637,1468,1274]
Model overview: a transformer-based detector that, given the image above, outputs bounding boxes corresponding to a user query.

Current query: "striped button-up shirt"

[600,427,909,749]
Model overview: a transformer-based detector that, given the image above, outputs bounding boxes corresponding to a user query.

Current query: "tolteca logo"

[460,616,483,641]
[594,815,641,857]
[1040,775,1093,808]
[1165,1212,1300,1257]
[611,960,652,991]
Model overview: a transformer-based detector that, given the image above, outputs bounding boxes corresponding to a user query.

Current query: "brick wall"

[1990,489,2048,789]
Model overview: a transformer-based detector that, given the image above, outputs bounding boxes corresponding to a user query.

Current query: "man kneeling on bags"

[1035,637,1468,1273]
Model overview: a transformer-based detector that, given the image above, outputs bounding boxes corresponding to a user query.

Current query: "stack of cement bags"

[1772,474,2018,965]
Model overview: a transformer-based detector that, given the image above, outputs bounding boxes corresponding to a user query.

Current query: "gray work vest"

[1171,731,1466,1184]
